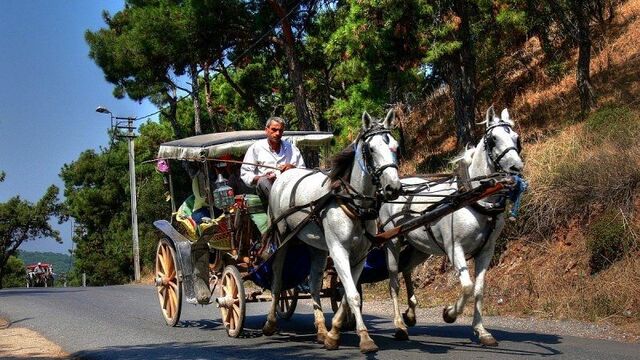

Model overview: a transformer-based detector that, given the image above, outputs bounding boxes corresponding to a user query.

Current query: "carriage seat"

[174,195,229,247]
[241,194,269,235]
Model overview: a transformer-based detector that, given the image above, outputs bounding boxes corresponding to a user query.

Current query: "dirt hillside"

[386,0,640,338]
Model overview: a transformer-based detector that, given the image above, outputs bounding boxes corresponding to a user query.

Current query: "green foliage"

[0,182,61,289]
[60,120,173,286]
[586,209,635,274]
[585,105,640,148]
[546,59,570,80]
[1,256,26,288]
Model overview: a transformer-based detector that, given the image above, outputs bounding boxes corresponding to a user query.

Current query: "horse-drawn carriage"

[26,263,55,288]
[152,129,335,335]
[152,108,524,352]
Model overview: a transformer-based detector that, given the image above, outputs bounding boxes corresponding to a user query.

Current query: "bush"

[1,256,26,288]
[586,209,636,274]
[518,106,640,238]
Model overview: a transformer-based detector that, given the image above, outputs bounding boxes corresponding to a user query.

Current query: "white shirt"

[240,138,305,187]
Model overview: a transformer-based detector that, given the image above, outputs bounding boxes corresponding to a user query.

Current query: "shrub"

[518,106,640,238]
[586,209,636,274]
[1,256,26,288]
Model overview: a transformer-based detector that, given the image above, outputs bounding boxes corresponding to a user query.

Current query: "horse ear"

[383,109,395,128]
[501,108,510,122]
[362,111,372,129]
[485,105,496,127]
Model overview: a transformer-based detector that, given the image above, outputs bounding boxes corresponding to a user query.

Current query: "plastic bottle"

[213,173,235,210]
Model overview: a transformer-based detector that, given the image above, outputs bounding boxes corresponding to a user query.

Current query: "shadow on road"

[72,313,564,359]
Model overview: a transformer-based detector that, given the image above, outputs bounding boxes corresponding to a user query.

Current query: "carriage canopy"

[157,130,334,160]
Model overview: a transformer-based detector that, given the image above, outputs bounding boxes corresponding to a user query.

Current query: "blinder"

[483,123,521,173]
[358,126,399,186]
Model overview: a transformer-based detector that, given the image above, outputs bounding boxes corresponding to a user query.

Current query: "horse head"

[481,106,524,174]
[359,109,402,200]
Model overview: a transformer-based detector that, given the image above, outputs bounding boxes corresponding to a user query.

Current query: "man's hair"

[265,116,286,128]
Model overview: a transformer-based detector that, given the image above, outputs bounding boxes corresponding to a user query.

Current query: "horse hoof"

[403,312,417,327]
[359,339,379,354]
[316,331,327,344]
[394,328,409,341]
[262,322,277,336]
[324,333,340,350]
[479,334,498,347]
[442,306,457,324]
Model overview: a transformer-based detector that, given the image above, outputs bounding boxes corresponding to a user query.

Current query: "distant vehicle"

[26,263,55,288]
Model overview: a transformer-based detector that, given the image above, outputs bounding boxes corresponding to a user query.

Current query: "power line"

[135,0,305,123]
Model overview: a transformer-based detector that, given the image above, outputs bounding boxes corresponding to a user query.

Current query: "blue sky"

[0,1,158,254]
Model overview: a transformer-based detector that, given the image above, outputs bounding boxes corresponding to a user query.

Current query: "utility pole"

[95,106,141,282]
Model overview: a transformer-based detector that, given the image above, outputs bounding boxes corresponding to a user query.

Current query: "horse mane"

[450,146,475,166]
[328,144,356,181]
[451,146,475,184]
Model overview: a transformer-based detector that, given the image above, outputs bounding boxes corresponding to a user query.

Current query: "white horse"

[264,110,402,353]
[379,106,524,345]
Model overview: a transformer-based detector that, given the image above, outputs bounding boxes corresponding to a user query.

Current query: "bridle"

[356,125,399,187]
[483,122,521,173]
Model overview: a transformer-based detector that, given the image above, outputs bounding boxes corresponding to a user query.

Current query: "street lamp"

[95,106,141,283]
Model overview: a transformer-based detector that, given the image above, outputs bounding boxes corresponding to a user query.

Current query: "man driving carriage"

[240,117,306,209]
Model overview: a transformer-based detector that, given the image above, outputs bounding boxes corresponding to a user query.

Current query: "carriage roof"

[157,130,334,161]
[26,263,51,270]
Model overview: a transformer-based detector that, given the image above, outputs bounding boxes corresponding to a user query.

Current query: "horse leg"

[472,233,500,346]
[309,247,329,343]
[325,244,378,353]
[325,296,348,350]
[386,240,408,340]
[263,243,288,336]
[443,244,474,324]
[401,250,430,328]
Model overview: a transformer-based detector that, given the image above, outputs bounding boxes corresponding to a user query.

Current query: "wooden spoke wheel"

[276,287,299,320]
[219,265,246,338]
[155,238,182,327]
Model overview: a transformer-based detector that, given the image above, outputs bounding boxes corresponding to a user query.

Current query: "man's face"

[265,122,284,144]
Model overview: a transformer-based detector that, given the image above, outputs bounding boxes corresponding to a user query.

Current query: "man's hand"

[279,163,296,172]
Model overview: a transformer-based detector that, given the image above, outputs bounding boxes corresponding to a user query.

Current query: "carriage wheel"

[218,265,246,338]
[276,287,299,320]
[155,238,182,327]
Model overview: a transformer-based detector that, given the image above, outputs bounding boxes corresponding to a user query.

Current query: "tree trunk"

[163,91,181,139]
[446,0,477,148]
[190,64,202,135]
[268,0,316,131]
[573,0,595,114]
[202,65,220,133]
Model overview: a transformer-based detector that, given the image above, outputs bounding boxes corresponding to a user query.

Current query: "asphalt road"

[0,285,638,359]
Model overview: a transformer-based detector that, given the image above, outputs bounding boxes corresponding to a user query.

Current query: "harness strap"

[337,199,358,220]
[289,170,320,208]
[263,191,335,255]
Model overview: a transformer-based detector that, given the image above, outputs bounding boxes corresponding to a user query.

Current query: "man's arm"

[240,146,258,187]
